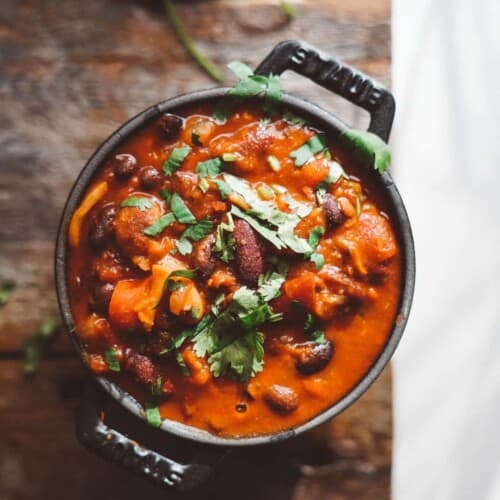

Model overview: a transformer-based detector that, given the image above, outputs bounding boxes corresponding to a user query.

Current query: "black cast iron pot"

[55,40,415,492]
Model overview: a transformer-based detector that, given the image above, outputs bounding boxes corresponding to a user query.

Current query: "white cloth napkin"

[392,1,500,499]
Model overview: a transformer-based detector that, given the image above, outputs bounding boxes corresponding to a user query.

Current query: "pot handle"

[75,382,225,492]
[255,40,395,141]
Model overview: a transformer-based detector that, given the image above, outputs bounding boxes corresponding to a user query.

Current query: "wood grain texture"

[0,359,391,500]
[0,0,392,498]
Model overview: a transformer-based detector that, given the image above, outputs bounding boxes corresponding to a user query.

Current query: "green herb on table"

[104,347,120,372]
[290,134,328,167]
[162,146,191,176]
[341,129,391,173]
[23,318,60,375]
[162,0,223,83]
[121,196,154,211]
[227,61,282,102]
[0,281,15,306]
[281,1,297,19]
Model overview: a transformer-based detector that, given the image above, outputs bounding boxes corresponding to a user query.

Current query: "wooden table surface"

[0,1,392,498]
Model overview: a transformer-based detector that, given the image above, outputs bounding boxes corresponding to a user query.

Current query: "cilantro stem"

[163,0,224,83]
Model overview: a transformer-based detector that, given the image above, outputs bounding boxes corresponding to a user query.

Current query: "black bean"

[159,113,183,140]
[89,205,117,249]
[138,166,162,190]
[323,193,345,228]
[263,385,299,413]
[112,153,137,179]
[295,340,334,375]
[90,282,115,313]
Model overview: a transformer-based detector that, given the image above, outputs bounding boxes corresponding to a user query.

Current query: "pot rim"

[55,87,415,447]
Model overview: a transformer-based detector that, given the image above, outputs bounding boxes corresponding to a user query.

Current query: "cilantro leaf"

[121,196,154,211]
[170,192,196,224]
[215,179,233,199]
[145,399,162,428]
[0,281,15,306]
[160,189,172,202]
[180,217,213,241]
[283,112,306,126]
[162,146,191,176]
[214,217,235,263]
[227,61,282,102]
[104,347,120,372]
[308,226,324,250]
[310,252,325,270]
[208,331,264,381]
[341,129,391,173]
[290,134,327,167]
[176,238,193,255]
[143,213,176,236]
[196,157,223,178]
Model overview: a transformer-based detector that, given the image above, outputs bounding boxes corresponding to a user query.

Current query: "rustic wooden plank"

[0,359,391,500]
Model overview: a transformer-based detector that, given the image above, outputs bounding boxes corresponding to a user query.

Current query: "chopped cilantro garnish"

[104,347,120,372]
[170,192,196,224]
[143,213,176,237]
[188,268,288,381]
[214,215,235,263]
[310,252,325,270]
[341,128,391,173]
[145,399,162,428]
[308,226,324,250]
[180,217,213,241]
[160,188,172,202]
[176,238,193,255]
[215,179,233,199]
[121,196,154,211]
[196,157,223,178]
[290,134,327,167]
[162,146,191,176]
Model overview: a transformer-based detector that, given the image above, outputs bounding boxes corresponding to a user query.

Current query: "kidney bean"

[323,193,345,228]
[89,204,117,249]
[160,113,183,140]
[90,282,115,313]
[192,233,216,277]
[112,154,137,179]
[138,166,162,190]
[263,384,299,413]
[233,219,263,285]
[294,340,334,375]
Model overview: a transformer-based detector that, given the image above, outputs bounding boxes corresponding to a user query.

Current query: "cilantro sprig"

[341,129,391,173]
[290,134,328,167]
[227,61,282,102]
[121,196,155,211]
